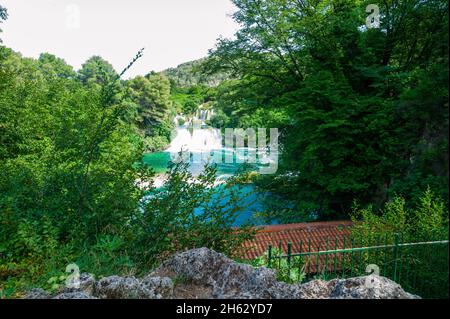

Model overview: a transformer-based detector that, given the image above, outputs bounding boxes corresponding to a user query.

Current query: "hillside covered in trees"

[161,58,230,88]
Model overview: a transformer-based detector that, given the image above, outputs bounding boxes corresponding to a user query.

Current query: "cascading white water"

[165,117,278,177]
[166,124,228,176]
[166,126,222,154]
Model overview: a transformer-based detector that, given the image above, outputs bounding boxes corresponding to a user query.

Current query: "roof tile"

[240,220,353,260]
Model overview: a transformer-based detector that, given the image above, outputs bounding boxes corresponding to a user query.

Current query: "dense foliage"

[351,187,448,240]
[0,0,448,299]
[169,84,213,116]
[162,58,230,88]
[0,5,7,43]
[0,45,252,297]
[126,73,175,151]
[206,0,449,221]
[350,188,448,298]
[0,47,144,295]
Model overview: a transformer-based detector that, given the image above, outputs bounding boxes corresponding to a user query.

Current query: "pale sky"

[1,0,239,78]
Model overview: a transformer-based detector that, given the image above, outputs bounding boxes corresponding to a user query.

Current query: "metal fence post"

[287,242,292,277]
[268,245,272,268]
[393,233,400,282]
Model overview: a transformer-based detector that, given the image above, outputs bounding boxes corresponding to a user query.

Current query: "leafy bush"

[208,110,229,129]
[177,117,186,126]
[351,187,449,241]
[0,48,254,297]
[132,159,255,265]
[350,187,449,298]
[250,248,305,284]
[144,135,170,152]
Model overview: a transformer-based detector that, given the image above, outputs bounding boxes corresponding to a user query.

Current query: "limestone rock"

[24,248,419,299]
[78,273,96,295]
[95,275,141,299]
[158,247,419,299]
[95,275,174,299]
[140,275,174,299]
[24,288,51,299]
[156,247,231,285]
[328,275,420,299]
[53,291,96,299]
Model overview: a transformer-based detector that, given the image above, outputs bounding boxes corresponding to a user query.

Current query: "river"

[142,123,280,226]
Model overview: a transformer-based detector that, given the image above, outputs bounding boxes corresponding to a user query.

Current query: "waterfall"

[166,126,222,154]
[143,116,283,226]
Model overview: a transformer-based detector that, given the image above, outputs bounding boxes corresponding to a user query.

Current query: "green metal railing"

[267,232,449,299]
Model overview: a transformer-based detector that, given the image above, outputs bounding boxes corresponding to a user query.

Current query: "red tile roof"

[241,220,353,260]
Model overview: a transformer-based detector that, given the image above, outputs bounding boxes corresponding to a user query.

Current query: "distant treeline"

[161,58,230,88]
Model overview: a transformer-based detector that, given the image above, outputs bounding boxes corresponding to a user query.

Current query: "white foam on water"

[166,127,223,154]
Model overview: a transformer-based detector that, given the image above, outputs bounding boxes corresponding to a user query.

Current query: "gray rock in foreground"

[298,275,418,299]
[24,288,51,299]
[25,247,420,299]
[53,291,97,299]
[95,275,173,299]
[156,247,419,299]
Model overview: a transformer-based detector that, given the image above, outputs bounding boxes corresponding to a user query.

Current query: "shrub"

[177,117,186,126]
[131,159,255,265]
[208,111,229,129]
[350,187,448,242]
[350,187,449,298]
[250,248,306,284]
[144,135,170,152]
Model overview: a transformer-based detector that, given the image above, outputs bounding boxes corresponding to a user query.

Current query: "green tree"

[78,56,118,86]
[0,48,149,291]
[0,5,7,43]
[134,160,255,262]
[207,0,449,220]
[38,53,77,79]
[183,99,199,116]
[127,73,174,151]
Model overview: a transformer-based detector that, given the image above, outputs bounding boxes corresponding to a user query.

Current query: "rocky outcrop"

[297,276,418,299]
[155,247,298,298]
[24,247,419,299]
[52,291,97,299]
[155,247,418,299]
[24,288,51,299]
[96,275,173,299]
[78,273,96,295]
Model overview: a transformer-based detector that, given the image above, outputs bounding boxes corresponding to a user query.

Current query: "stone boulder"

[95,275,173,299]
[59,272,96,296]
[24,288,51,299]
[78,273,96,295]
[296,275,420,299]
[53,292,97,299]
[328,275,419,299]
[157,247,419,299]
[155,247,232,286]
[140,275,174,299]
